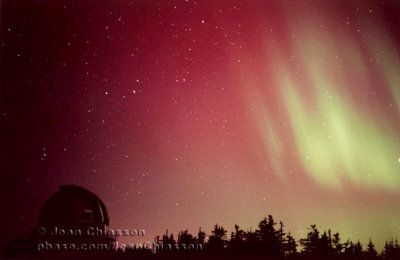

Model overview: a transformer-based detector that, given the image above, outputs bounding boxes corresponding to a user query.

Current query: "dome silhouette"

[5,185,115,258]
[38,185,109,226]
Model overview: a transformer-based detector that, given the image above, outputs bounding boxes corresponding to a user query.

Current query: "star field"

[2,0,400,251]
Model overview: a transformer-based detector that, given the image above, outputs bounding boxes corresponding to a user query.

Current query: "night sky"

[2,0,400,251]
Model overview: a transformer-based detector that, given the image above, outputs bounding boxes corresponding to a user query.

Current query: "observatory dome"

[38,185,109,226]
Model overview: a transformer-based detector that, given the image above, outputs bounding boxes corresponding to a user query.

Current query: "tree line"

[116,214,400,259]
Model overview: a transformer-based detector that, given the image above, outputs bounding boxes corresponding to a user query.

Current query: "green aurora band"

[277,12,400,190]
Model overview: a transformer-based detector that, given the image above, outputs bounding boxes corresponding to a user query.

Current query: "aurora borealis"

[2,0,400,252]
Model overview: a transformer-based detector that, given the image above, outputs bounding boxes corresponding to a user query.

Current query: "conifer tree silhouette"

[284,232,297,256]
[300,224,320,255]
[382,239,400,259]
[256,215,281,256]
[229,224,245,252]
[244,228,259,252]
[161,230,176,247]
[197,228,206,245]
[367,238,377,258]
[177,229,196,245]
[207,224,227,250]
